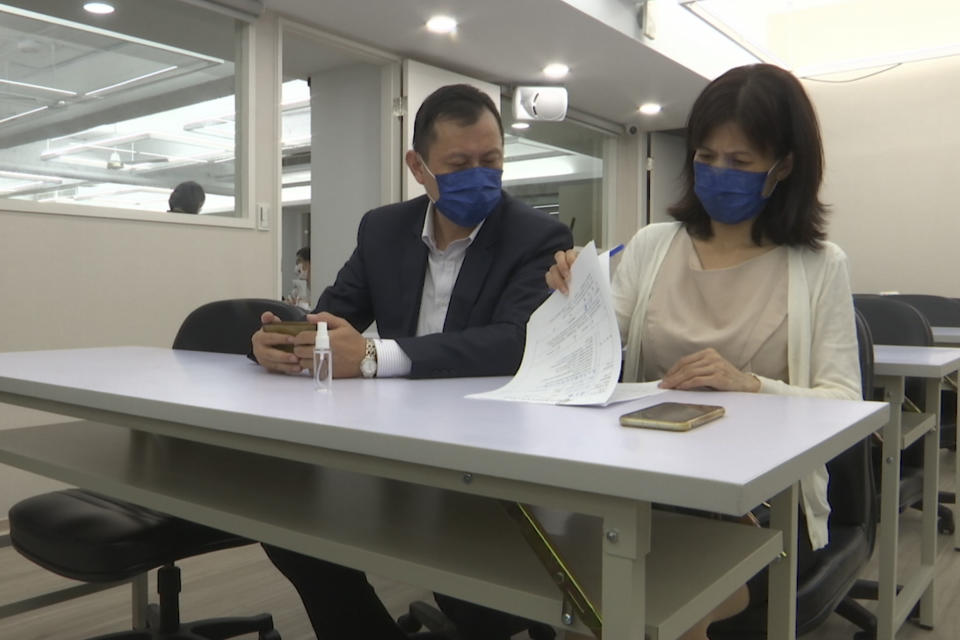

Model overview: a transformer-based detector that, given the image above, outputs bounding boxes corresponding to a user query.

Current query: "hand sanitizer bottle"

[313,321,332,392]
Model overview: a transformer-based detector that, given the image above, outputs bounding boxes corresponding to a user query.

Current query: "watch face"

[361,357,377,377]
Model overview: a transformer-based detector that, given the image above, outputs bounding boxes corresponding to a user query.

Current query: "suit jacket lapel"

[443,194,505,331]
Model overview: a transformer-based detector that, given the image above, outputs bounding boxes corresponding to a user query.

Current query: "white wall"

[806,55,960,295]
[649,130,686,224]
[0,12,283,516]
[0,209,276,514]
[311,63,386,289]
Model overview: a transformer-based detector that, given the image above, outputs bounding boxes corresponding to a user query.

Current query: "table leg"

[767,483,798,640]
[877,375,904,640]
[600,501,649,639]
[919,379,940,627]
[131,572,149,630]
[955,376,960,551]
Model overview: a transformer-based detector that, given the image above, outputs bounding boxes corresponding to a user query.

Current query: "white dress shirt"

[374,202,483,377]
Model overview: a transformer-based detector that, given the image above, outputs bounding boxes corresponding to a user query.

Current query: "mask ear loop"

[418,153,437,179]
[761,158,783,198]
[417,153,439,205]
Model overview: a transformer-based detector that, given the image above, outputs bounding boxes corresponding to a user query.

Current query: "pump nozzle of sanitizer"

[313,321,332,391]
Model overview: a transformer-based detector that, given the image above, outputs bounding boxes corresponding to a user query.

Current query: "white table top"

[873,344,960,377]
[0,346,888,515]
[932,326,960,346]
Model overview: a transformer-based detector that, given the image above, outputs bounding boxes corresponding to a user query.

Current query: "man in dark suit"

[251,84,572,639]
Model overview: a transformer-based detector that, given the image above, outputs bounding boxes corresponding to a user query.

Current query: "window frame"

[0,10,255,229]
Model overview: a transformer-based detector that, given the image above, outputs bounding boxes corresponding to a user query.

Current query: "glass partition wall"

[0,0,240,215]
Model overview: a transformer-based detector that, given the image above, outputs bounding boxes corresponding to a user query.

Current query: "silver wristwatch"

[360,339,378,378]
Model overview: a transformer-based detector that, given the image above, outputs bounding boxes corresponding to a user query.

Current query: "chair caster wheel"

[259,630,281,640]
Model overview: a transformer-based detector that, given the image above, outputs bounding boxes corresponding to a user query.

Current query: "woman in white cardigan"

[547,64,861,640]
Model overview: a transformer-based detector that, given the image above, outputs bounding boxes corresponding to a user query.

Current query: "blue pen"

[607,244,624,258]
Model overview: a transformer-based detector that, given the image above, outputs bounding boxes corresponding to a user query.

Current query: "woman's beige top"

[642,230,789,383]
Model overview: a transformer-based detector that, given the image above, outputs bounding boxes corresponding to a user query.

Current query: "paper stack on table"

[468,241,663,406]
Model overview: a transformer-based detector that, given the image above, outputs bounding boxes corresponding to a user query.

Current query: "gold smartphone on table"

[619,401,724,431]
[262,321,315,352]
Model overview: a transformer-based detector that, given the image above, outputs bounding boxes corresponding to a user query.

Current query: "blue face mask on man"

[693,161,780,225]
[420,156,503,227]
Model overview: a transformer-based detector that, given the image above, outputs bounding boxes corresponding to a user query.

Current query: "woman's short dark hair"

[668,64,827,248]
[296,247,310,262]
[412,84,503,160]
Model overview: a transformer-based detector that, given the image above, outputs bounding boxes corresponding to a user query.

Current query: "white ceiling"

[267,0,710,130]
[682,0,960,77]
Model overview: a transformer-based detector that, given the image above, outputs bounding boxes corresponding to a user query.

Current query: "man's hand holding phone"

[251,312,309,374]
[252,312,367,378]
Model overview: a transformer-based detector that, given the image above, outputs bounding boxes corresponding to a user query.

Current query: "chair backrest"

[854,309,874,402]
[852,294,932,347]
[889,294,960,328]
[826,309,876,539]
[172,298,306,354]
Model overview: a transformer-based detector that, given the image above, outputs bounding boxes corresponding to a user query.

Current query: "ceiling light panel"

[426,15,457,34]
[682,0,960,76]
[83,3,115,15]
[542,63,569,79]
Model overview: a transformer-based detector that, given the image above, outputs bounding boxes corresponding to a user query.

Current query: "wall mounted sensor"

[513,86,568,122]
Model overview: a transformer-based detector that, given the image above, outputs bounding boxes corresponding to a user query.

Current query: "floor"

[1,451,958,640]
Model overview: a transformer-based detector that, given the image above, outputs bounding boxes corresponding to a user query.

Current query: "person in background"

[547,63,861,640]
[167,180,205,214]
[252,83,572,639]
[284,246,312,310]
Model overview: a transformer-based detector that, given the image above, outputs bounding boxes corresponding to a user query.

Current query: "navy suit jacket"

[313,192,573,378]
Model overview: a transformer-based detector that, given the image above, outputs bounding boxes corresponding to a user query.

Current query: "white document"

[469,242,663,406]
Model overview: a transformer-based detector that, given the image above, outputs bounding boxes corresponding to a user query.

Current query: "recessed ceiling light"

[542,63,569,79]
[638,102,662,115]
[426,15,457,34]
[511,122,530,130]
[83,2,115,14]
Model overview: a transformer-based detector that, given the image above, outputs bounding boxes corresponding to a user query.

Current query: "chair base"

[85,565,280,640]
[397,600,556,640]
[87,611,279,640]
[835,595,876,638]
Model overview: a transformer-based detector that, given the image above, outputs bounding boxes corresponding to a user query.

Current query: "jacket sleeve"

[395,222,573,378]
[756,245,862,400]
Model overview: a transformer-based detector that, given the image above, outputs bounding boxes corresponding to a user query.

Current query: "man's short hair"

[168,181,206,214]
[412,84,503,160]
[296,246,310,262]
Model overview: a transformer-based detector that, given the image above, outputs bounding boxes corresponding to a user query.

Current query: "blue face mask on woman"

[421,156,503,227]
[693,161,779,225]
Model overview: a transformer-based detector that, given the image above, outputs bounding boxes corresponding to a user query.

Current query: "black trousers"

[262,544,536,640]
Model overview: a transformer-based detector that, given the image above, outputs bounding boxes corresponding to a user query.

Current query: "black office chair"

[853,294,954,534]
[7,299,304,639]
[710,309,879,638]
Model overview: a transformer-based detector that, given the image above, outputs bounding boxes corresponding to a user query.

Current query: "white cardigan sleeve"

[756,243,862,400]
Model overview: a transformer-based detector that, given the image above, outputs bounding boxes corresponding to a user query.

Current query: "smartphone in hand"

[262,321,315,352]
